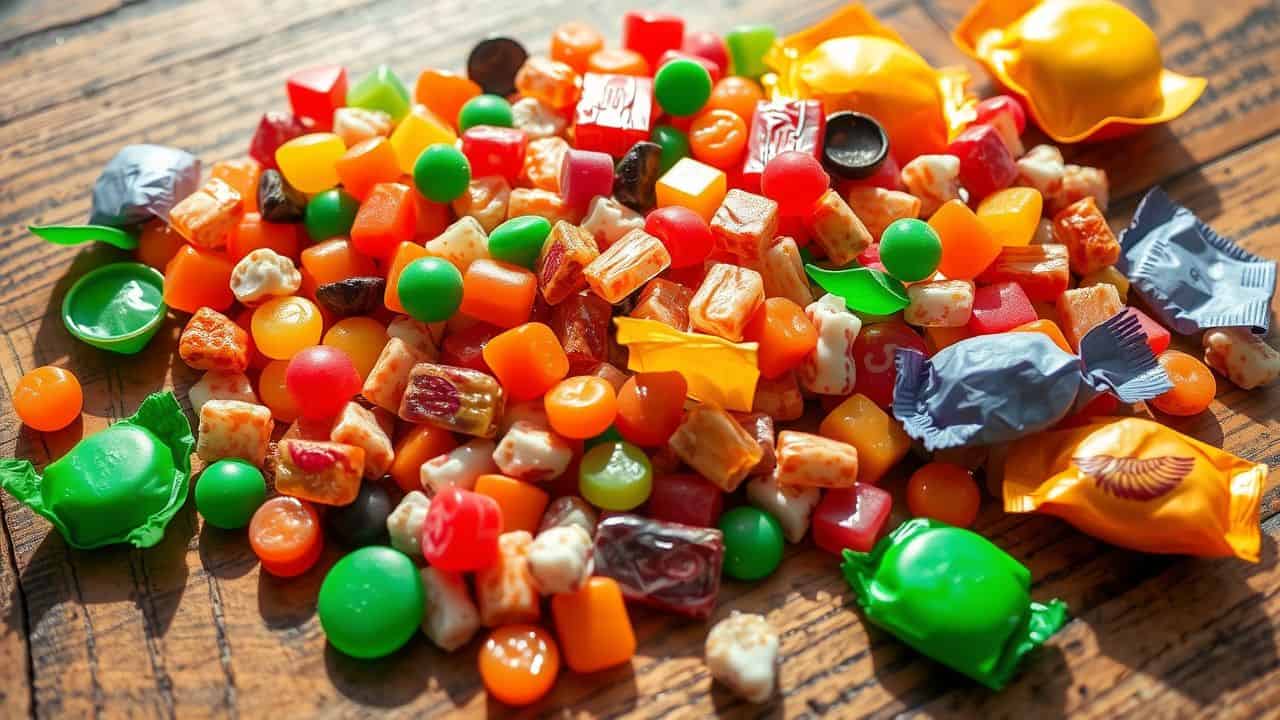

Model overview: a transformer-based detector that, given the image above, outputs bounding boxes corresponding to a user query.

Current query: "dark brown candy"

[593,514,724,619]
[467,37,529,97]
[315,276,386,317]
[257,168,307,223]
[612,141,663,213]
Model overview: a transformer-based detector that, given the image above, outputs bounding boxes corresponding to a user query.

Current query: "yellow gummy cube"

[390,105,458,173]
[976,187,1043,247]
[275,133,345,194]
[655,158,727,222]
[818,393,910,485]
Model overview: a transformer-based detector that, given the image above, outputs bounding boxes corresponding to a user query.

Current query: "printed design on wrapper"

[1073,455,1195,501]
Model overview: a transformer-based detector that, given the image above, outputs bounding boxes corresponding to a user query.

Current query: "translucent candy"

[537,220,600,304]
[521,136,569,192]
[974,244,1070,302]
[593,514,724,619]
[1056,284,1123,352]
[1079,264,1130,302]
[584,228,672,303]
[275,133,345,194]
[845,187,920,240]
[760,236,814,307]
[806,189,873,266]
[630,278,692,331]
[930,199,1002,280]
[904,279,975,328]
[819,393,912,484]
[688,263,765,341]
[656,157,727,222]
[969,281,1037,335]
[515,56,582,109]
[550,291,612,371]
[648,473,724,527]
[274,439,364,505]
[947,124,1016,202]
[399,363,505,437]
[1053,196,1120,276]
[899,154,961,218]
[797,294,861,396]
[812,483,892,553]
[668,404,763,492]
[977,187,1042,247]
[507,188,581,226]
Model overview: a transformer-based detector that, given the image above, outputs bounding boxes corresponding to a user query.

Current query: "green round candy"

[413,144,471,203]
[488,216,552,269]
[304,189,360,242]
[653,59,713,117]
[457,94,514,132]
[397,256,463,322]
[579,441,652,511]
[718,507,784,581]
[651,125,690,174]
[195,459,266,530]
[318,546,424,659]
[879,218,942,283]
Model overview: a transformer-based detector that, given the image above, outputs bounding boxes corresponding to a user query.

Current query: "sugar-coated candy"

[584,228,672,304]
[594,514,724,619]
[196,400,273,466]
[579,441,653,510]
[527,525,594,594]
[1054,196,1119,276]
[330,402,393,479]
[710,189,778,263]
[746,474,819,544]
[968,281,1037,335]
[668,404,763,492]
[552,577,636,673]
[491,421,573,483]
[1151,350,1216,416]
[179,308,250,373]
[974,244,1070,302]
[229,248,300,305]
[188,371,256,415]
[249,496,322,577]
[468,37,528,96]
[752,372,804,422]
[899,154,961,218]
[421,567,481,652]
[575,73,654,158]
[520,136,568,192]
[170,178,243,249]
[333,107,393,147]
[688,263,764,342]
[386,491,430,556]
[806,189,872,266]
[400,362,504,437]
[551,291,612,371]
[1057,283,1124,352]
[421,439,498,494]
[656,157,727,222]
[515,56,582,110]
[476,530,541,626]
[820,393,911,484]
[90,145,202,228]
[479,626,561,708]
[845,187,920,241]
[274,439,364,506]
[705,612,779,704]
[904,279,975,328]
[907,462,980,528]
[797,294,861,395]
[613,142,663,213]
[760,237,814,307]
[1203,327,1280,390]
[459,258,537,328]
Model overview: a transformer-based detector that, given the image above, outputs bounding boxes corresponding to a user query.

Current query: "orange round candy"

[479,624,560,706]
[323,317,388,381]
[258,359,302,422]
[705,76,765,123]
[551,22,604,75]
[614,371,687,447]
[249,496,323,577]
[906,462,980,528]
[688,109,747,169]
[587,48,649,76]
[545,376,618,439]
[1151,350,1216,416]
[14,366,83,432]
[252,296,324,360]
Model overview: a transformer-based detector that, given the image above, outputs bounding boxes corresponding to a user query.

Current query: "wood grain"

[0,1,1277,718]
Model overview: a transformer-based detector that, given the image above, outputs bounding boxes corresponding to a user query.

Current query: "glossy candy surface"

[249,496,323,577]
[285,346,362,420]
[761,151,828,216]
[195,459,266,530]
[907,462,980,528]
[398,256,464,323]
[813,483,893,554]
[252,296,323,360]
[718,506,784,580]
[594,514,724,618]
[1151,350,1216,416]
[422,487,502,571]
[479,625,561,706]
[545,376,617,439]
[318,546,424,659]
[879,219,942,283]
[14,366,83,432]
[579,441,652,510]
[654,58,712,117]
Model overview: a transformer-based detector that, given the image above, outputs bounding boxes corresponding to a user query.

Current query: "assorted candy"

[5,2,1276,709]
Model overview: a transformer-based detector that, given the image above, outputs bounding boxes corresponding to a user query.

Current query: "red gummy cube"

[968,281,1037,335]
[947,125,1016,202]
[286,65,347,130]
[622,11,685,74]
[461,126,527,185]
[647,473,724,528]
[742,100,825,192]
[421,488,503,572]
[575,74,654,158]
[1122,306,1171,355]
[812,483,892,555]
[560,148,616,209]
[248,112,308,170]
[440,321,504,374]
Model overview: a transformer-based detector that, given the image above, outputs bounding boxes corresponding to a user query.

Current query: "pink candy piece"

[682,30,730,75]
[461,126,527,184]
[560,148,616,209]
[647,473,725,528]
[812,483,892,555]
[947,125,1017,202]
[968,281,1037,335]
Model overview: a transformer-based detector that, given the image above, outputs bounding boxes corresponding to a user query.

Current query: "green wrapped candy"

[841,518,1067,690]
[0,392,194,549]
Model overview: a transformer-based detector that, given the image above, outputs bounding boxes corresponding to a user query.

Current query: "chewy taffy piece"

[179,308,250,373]
[492,420,573,482]
[746,474,820,544]
[513,98,568,141]
[899,154,961,218]
[540,495,599,536]
[197,400,273,466]
[688,263,765,341]
[230,248,301,305]
[420,567,481,652]
[733,411,777,478]
[710,189,779,263]
[1054,196,1119,275]
[760,237,814,307]
[387,490,430,557]
[274,439,365,506]
[537,220,600,304]
[705,612,779,704]
[527,524,595,594]
[752,371,804,422]
[773,431,859,489]
[904,280,975,328]
[170,178,244,249]
[797,294,861,395]
[806,189,873,267]
[974,244,1070,303]
[362,337,428,413]
[521,136,570,192]
[630,278,693,330]
[424,216,491,273]
[1056,283,1123,352]
[1203,327,1280,390]
[668,404,764,492]
[386,317,443,359]
[1054,164,1110,215]
[400,363,504,438]
[453,176,511,233]
[551,577,636,673]
[189,371,256,415]
[845,187,920,240]
[476,530,541,627]
[593,514,724,619]
[516,56,582,110]
[551,291,612,370]
[584,227,672,303]
[330,402,394,479]
[420,439,498,494]
[580,195,645,249]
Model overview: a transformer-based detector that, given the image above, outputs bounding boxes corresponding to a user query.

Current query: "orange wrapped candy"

[1003,417,1264,561]
[954,0,1205,143]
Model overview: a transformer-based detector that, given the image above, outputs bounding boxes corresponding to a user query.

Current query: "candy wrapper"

[1002,417,1265,562]
[894,311,1170,450]
[842,518,1068,690]
[1119,188,1276,335]
[614,317,759,412]
[0,392,194,549]
[954,0,1205,143]
[90,144,201,228]
[763,4,974,162]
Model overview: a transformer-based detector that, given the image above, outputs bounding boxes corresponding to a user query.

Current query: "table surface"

[1,0,1279,717]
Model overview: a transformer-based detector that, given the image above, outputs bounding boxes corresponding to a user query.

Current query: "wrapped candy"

[399,363,504,438]
[894,311,1171,450]
[842,518,1067,690]
[1002,417,1265,561]
[954,0,1205,143]
[593,514,725,619]
[89,145,201,227]
[614,317,759,412]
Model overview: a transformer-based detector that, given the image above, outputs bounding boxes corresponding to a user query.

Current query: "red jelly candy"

[968,281,1037,335]
[622,11,685,73]
[462,125,527,184]
[286,65,347,130]
[647,474,724,527]
[852,321,927,407]
[592,514,723,619]
[560,148,616,209]
[645,205,713,268]
[1122,307,1171,355]
[812,483,893,555]
[743,101,825,193]
[682,30,729,76]
[947,125,1016,202]
[285,345,362,420]
[422,487,503,572]
[761,151,830,216]
[249,112,307,170]
[440,321,504,374]
[973,94,1026,134]
[575,74,654,158]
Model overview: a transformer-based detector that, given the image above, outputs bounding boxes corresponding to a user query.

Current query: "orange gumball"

[1151,350,1216,416]
[705,76,765,123]
[688,109,748,169]
[14,366,83,432]
[614,371,687,447]
[545,376,618,439]
[906,462,980,528]
[479,625,560,706]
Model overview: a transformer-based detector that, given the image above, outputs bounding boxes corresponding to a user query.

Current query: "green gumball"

[195,459,266,530]
[879,218,942,283]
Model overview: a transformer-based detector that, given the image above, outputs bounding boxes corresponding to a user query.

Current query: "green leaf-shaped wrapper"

[806,263,910,316]
[0,391,193,549]
[841,518,1067,690]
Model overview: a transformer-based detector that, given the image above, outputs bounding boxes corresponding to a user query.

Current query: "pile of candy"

[2,0,1278,706]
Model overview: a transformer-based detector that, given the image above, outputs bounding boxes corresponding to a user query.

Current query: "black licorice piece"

[257,168,307,223]
[315,276,387,317]
[613,141,663,213]
[328,482,393,547]
[823,112,889,180]
[467,37,529,97]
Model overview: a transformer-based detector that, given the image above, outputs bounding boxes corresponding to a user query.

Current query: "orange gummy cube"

[136,220,187,271]
[515,56,582,110]
[1056,284,1124,352]
[743,297,818,379]
[1011,318,1072,353]
[383,241,431,314]
[552,577,637,673]
[228,212,302,263]
[584,228,672,304]
[1053,197,1120,276]
[415,69,481,130]
[350,182,417,260]
[475,474,551,534]
[300,238,378,286]
[335,137,401,200]
[507,188,581,226]
[521,137,570,192]
[460,258,538,329]
[482,322,569,402]
[164,245,236,313]
[656,158,727,222]
[710,189,779,263]
[413,193,454,242]
[389,423,457,493]
[537,220,600,305]
[818,393,911,484]
[688,263,765,341]
[210,158,261,213]
[929,199,1002,280]
[179,307,250,372]
[170,178,244,249]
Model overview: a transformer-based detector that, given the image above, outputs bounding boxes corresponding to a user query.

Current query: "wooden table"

[1,0,1277,716]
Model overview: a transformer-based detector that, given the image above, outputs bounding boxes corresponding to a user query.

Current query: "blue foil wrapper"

[893,312,1172,450]
[89,145,201,228]
[1119,187,1276,335]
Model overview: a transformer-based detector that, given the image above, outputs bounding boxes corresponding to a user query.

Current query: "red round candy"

[422,488,503,571]
[761,151,830,216]
[645,206,713,268]
[974,94,1027,134]
[682,30,729,75]
[284,345,362,420]
[852,321,927,408]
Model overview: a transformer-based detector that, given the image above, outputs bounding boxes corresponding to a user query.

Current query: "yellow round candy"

[323,317,388,381]
[977,187,1043,247]
[252,296,323,360]
[275,133,345,193]
[258,359,301,422]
